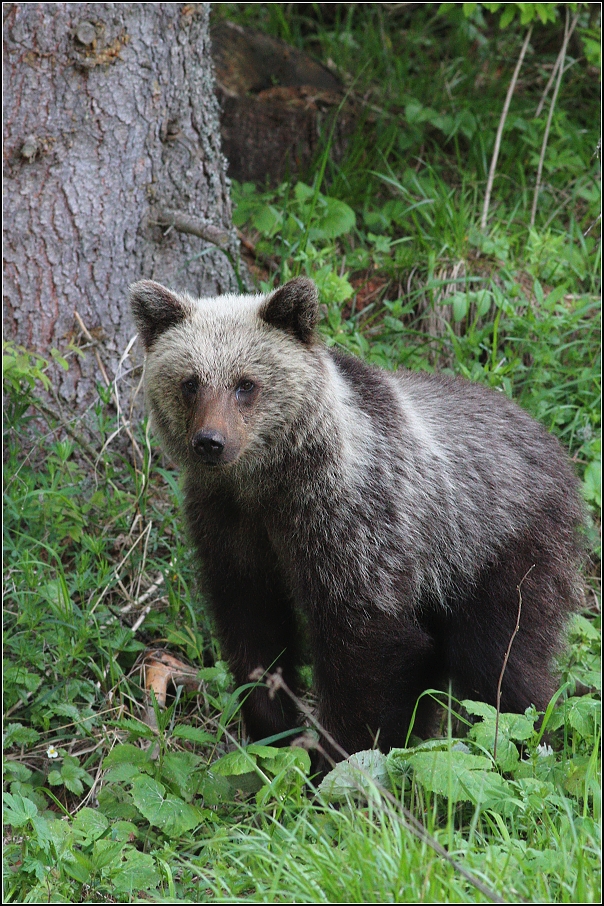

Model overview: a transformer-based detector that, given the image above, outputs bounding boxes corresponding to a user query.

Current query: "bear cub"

[130,276,583,763]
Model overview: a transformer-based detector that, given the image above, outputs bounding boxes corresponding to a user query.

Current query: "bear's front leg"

[310,607,441,763]
[206,568,302,742]
[190,503,302,743]
[217,584,302,744]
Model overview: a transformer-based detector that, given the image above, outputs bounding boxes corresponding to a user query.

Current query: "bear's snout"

[191,429,226,465]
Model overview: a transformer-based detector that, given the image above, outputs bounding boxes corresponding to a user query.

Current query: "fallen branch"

[121,573,165,614]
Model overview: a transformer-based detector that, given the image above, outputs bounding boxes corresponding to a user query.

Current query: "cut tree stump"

[210,19,357,186]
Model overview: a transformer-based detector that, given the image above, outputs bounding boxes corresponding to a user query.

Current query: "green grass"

[3,3,601,903]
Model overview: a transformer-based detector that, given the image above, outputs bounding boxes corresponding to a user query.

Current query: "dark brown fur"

[131,277,585,766]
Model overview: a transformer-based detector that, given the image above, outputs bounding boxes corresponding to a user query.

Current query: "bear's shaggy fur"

[130,276,584,761]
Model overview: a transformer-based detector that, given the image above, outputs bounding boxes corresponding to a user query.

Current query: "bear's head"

[130,277,323,471]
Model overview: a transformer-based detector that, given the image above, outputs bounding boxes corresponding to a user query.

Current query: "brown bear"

[130,276,584,763]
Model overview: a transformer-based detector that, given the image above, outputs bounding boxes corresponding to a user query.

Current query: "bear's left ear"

[129,280,191,350]
[259,277,319,345]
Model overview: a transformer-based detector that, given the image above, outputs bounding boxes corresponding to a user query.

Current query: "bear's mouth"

[191,450,239,469]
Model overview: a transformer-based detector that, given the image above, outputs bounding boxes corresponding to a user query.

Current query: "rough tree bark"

[3,2,241,407]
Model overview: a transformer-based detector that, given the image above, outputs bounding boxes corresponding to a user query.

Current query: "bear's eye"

[235,379,255,399]
[181,376,199,398]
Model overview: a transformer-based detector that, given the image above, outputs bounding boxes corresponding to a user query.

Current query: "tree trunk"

[3,2,242,407]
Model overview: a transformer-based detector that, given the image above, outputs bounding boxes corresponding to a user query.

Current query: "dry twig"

[74,310,144,466]
[493,564,535,759]
[481,26,533,231]
[534,13,579,118]
[530,10,580,229]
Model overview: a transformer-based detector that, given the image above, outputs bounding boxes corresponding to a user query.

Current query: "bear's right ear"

[259,277,319,345]
[129,280,190,350]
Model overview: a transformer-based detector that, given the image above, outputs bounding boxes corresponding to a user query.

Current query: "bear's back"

[327,349,582,577]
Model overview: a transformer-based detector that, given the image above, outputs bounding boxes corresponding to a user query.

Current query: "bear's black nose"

[191,429,226,464]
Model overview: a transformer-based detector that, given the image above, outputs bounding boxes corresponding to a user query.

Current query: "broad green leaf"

[266,747,311,775]
[64,851,93,884]
[504,713,538,740]
[4,667,42,694]
[537,3,558,24]
[103,743,155,770]
[471,723,519,772]
[405,100,440,125]
[319,749,390,800]
[59,757,93,795]
[112,718,157,740]
[211,749,262,776]
[252,204,283,237]
[130,775,203,835]
[563,755,594,797]
[104,763,142,783]
[3,723,40,749]
[4,761,32,782]
[21,856,49,883]
[549,696,600,736]
[3,792,38,826]
[311,198,356,239]
[466,702,536,770]
[462,700,497,720]
[403,749,494,801]
[97,785,141,822]
[369,233,393,254]
[451,292,470,322]
[31,815,56,852]
[499,4,516,27]
[294,181,315,202]
[516,776,557,809]
[73,807,109,843]
[460,770,517,811]
[246,744,284,760]
[583,460,601,507]
[51,703,81,720]
[199,771,233,805]
[109,848,160,894]
[313,267,354,306]
[565,697,601,739]
[110,821,139,842]
[568,613,601,642]
[474,289,493,318]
